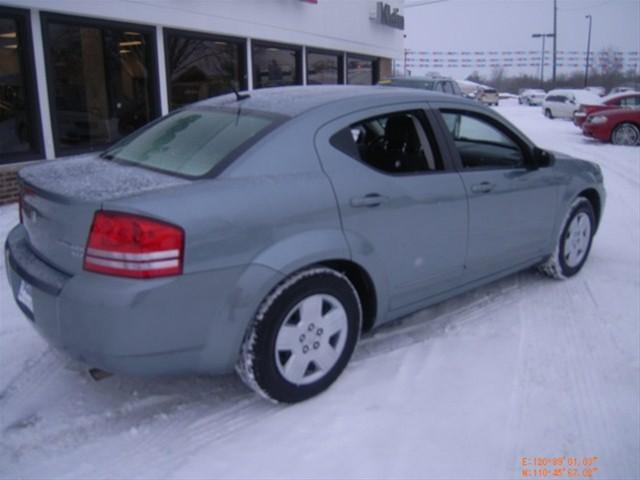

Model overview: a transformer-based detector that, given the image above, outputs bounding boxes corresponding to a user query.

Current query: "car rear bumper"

[5,225,280,376]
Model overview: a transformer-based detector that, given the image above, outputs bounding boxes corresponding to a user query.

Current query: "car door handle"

[350,193,389,208]
[470,182,495,194]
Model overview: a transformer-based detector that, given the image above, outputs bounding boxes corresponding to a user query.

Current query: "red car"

[574,92,640,127]
[582,108,640,145]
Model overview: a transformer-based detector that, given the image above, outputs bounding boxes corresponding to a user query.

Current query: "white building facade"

[0,0,404,201]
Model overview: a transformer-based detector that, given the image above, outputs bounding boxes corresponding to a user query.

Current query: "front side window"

[44,16,157,154]
[331,110,442,174]
[103,107,278,177]
[307,51,342,85]
[0,8,40,162]
[165,30,245,110]
[441,111,525,169]
[347,55,377,85]
[252,43,300,89]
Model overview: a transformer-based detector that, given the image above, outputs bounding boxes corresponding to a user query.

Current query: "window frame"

[0,6,44,164]
[329,108,450,177]
[251,40,302,89]
[40,12,161,157]
[436,108,535,172]
[163,28,247,110]
[306,47,344,85]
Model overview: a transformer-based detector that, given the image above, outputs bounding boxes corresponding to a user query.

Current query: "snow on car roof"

[197,85,455,117]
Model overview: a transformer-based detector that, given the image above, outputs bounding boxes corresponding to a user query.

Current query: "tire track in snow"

[561,280,638,478]
[503,275,602,476]
[503,275,637,479]
[55,395,281,480]
[0,347,64,429]
[354,276,524,364]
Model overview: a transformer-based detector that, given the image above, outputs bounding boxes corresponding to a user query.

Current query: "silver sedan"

[5,86,605,403]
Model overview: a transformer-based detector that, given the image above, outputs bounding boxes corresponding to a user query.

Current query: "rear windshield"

[102,107,279,177]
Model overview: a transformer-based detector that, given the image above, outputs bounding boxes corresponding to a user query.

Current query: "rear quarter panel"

[103,119,351,368]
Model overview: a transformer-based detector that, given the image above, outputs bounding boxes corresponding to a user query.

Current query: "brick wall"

[0,166,20,205]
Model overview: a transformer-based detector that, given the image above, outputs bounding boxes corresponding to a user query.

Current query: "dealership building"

[0,0,404,203]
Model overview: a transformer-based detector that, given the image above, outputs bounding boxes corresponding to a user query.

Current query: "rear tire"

[236,267,361,403]
[539,197,595,279]
[611,122,640,146]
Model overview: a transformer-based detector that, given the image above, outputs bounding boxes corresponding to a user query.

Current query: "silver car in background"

[519,89,546,106]
[6,86,605,403]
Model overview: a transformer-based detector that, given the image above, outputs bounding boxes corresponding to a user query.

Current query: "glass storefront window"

[252,42,300,89]
[307,50,342,85]
[347,55,378,85]
[43,16,157,154]
[165,30,245,110]
[0,8,40,162]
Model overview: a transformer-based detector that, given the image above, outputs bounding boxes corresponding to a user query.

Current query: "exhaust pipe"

[88,368,112,381]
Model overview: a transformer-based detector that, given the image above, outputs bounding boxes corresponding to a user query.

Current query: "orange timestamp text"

[520,456,599,478]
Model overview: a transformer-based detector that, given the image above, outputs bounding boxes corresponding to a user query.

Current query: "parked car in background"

[609,85,640,95]
[519,89,546,106]
[473,86,499,106]
[584,86,606,97]
[379,75,463,96]
[542,89,601,119]
[6,86,605,403]
[574,92,640,127]
[583,108,640,145]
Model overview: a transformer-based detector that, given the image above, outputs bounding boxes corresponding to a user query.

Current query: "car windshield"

[102,107,277,177]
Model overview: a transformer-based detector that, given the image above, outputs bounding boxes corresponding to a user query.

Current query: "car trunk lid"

[19,154,189,274]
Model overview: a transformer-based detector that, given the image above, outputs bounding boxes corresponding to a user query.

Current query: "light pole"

[552,0,557,85]
[584,14,593,87]
[532,33,555,88]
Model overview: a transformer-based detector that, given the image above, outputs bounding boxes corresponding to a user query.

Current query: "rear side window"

[103,107,278,177]
[330,110,443,174]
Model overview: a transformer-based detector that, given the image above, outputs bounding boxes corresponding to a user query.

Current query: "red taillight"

[84,211,184,279]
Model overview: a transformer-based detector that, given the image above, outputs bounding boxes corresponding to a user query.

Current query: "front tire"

[236,267,362,403]
[545,108,553,119]
[539,197,595,279]
[611,122,640,146]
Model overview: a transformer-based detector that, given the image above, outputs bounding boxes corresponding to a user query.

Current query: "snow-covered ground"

[1,101,638,480]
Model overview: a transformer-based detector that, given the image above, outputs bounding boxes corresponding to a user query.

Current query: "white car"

[519,89,546,106]
[542,89,602,119]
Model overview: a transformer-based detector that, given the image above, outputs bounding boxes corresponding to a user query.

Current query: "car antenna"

[230,81,250,101]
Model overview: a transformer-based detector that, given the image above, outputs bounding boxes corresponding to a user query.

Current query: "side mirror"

[532,147,554,168]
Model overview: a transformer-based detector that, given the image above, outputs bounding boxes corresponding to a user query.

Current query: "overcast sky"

[402,0,640,78]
